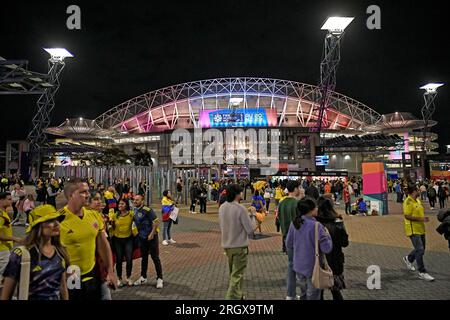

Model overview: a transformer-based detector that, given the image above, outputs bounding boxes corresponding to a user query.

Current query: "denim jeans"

[286,247,297,298]
[163,220,173,241]
[297,273,321,300]
[408,234,427,273]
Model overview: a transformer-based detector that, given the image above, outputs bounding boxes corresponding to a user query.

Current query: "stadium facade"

[45,77,439,179]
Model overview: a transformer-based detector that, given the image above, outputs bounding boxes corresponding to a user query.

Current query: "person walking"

[305,182,320,200]
[402,185,434,281]
[59,178,117,300]
[219,184,254,300]
[111,199,134,287]
[285,198,333,300]
[438,184,446,209]
[1,205,69,300]
[132,194,163,288]
[175,178,183,205]
[317,197,349,300]
[419,184,427,202]
[46,179,60,209]
[277,180,300,299]
[23,194,35,228]
[427,184,437,210]
[10,184,26,225]
[161,190,176,246]
[263,187,272,212]
[199,183,208,214]
[343,184,351,215]
[189,182,199,214]
[35,181,47,206]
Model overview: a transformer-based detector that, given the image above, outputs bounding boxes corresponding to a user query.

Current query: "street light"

[321,17,354,32]
[43,48,74,61]
[419,82,444,178]
[312,16,354,135]
[27,47,74,178]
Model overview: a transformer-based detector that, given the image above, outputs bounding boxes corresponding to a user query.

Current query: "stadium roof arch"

[95,77,382,134]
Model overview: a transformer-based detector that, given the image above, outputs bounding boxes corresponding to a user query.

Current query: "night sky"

[1,0,448,150]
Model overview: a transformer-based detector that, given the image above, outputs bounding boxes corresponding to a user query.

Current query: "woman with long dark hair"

[161,190,176,246]
[317,196,349,300]
[111,198,134,287]
[285,198,332,300]
[1,205,69,300]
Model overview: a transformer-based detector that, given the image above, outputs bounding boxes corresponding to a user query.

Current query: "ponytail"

[293,198,317,230]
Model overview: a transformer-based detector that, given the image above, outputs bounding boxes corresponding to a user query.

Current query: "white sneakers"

[162,239,176,245]
[403,256,416,271]
[403,256,435,281]
[156,278,164,289]
[418,273,435,281]
[286,295,301,300]
[132,276,164,287]
[133,276,148,286]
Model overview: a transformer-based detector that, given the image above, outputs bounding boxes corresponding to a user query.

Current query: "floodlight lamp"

[43,48,74,61]
[321,17,354,32]
[79,117,83,121]
[230,98,244,106]
[420,83,444,93]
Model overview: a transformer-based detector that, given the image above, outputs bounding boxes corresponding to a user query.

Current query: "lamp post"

[419,82,444,179]
[27,48,73,178]
[312,17,354,135]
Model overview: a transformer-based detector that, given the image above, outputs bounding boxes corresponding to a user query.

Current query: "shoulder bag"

[311,222,334,289]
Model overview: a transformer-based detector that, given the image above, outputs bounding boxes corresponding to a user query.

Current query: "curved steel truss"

[95,77,381,134]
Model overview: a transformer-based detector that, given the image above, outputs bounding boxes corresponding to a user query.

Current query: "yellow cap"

[26,205,65,233]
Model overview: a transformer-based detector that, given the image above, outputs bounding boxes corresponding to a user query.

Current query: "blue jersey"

[133,206,159,239]
[3,246,66,300]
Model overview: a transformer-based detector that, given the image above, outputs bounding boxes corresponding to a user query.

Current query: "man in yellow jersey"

[0,192,24,284]
[402,184,435,281]
[59,178,118,300]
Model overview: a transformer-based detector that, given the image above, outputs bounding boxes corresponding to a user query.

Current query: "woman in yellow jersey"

[111,198,134,287]
[87,192,112,300]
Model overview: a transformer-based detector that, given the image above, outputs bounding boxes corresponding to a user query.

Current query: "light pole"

[312,17,354,135]
[27,48,73,178]
[419,82,444,179]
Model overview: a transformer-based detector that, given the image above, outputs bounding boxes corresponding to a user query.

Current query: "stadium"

[45,77,438,179]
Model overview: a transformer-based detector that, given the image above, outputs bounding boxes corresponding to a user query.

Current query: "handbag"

[311,222,334,289]
[16,246,31,300]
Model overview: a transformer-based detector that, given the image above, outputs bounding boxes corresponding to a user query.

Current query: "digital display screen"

[315,155,329,166]
[199,108,278,128]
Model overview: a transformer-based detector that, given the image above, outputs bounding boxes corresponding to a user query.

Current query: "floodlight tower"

[420,83,443,153]
[419,83,443,179]
[312,17,354,136]
[27,48,73,177]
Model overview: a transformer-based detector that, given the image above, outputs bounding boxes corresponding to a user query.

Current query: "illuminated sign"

[315,155,330,166]
[199,108,278,128]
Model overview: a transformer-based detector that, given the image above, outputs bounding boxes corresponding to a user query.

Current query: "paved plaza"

[13,190,450,300]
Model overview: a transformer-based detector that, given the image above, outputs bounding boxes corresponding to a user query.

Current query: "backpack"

[428,187,436,198]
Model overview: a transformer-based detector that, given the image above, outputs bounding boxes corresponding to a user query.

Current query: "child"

[23,194,35,227]
[357,198,368,215]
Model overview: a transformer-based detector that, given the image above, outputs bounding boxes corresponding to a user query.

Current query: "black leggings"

[439,197,446,209]
[190,199,196,212]
[139,237,163,279]
[113,236,133,279]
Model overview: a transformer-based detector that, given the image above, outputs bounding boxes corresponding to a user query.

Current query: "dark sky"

[1,0,448,150]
